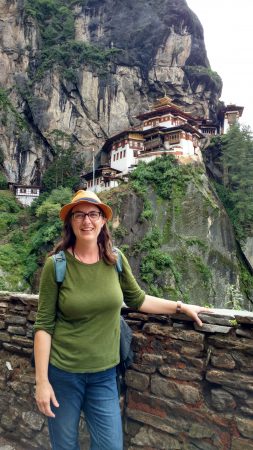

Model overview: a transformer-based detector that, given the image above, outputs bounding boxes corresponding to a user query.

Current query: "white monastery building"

[12,97,244,201]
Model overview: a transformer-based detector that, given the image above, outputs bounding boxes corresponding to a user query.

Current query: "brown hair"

[50,210,117,265]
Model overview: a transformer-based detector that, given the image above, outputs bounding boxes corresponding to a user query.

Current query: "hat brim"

[59,200,113,221]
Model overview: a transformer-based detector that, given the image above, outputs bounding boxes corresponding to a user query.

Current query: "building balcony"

[144,138,163,150]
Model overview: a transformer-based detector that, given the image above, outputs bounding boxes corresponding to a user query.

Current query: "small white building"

[10,184,40,206]
[82,166,120,193]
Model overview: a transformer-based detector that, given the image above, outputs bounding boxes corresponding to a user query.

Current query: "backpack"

[32,249,134,393]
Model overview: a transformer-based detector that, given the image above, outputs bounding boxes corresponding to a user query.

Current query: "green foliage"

[184,65,222,91]
[30,186,72,254]
[131,226,182,299]
[24,0,121,80]
[113,226,128,240]
[211,125,253,241]
[132,227,163,253]
[0,191,32,290]
[0,88,27,130]
[190,255,212,287]
[0,172,8,189]
[42,130,85,192]
[130,155,203,202]
[185,237,208,250]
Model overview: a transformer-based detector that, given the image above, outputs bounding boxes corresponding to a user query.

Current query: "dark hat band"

[73,197,100,204]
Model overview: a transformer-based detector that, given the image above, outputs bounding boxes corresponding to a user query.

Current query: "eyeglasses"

[71,211,103,222]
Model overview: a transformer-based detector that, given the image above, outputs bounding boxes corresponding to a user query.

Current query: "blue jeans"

[48,364,123,450]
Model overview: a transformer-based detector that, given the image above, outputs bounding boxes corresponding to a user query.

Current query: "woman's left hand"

[182,304,211,327]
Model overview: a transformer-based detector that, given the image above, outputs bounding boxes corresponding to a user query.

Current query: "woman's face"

[70,203,105,244]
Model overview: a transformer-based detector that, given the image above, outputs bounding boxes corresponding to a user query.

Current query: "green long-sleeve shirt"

[34,250,145,372]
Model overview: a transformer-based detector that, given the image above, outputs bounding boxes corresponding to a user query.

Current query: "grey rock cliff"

[0,0,222,184]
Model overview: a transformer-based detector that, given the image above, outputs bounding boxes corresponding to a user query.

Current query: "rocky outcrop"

[0,0,222,184]
[104,174,252,310]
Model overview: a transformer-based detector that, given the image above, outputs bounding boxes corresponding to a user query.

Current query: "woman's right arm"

[34,330,59,417]
[34,257,60,416]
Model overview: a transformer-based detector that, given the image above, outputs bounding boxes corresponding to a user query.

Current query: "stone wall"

[0,292,253,450]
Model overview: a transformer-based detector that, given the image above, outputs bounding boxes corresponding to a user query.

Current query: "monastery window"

[168,133,180,143]
[113,154,116,161]
[116,153,119,160]
[120,151,122,159]
[19,188,26,194]
[123,150,126,157]
[31,189,38,194]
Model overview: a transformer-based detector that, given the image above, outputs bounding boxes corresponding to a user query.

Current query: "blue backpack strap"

[113,247,123,273]
[52,250,67,284]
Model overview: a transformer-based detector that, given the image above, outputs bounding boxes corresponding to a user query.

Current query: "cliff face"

[103,174,252,310]
[0,0,222,184]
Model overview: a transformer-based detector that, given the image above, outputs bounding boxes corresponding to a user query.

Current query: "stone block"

[236,327,253,339]
[206,369,253,391]
[151,374,201,404]
[0,320,6,329]
[0,332,11,342]
[20,437,39,448]
[9,381,30,395]
[234,312,253,325]
[143,323,173,337]
[232,351,253,371]
[0,301,9,307]
[210,353,236,370]
[10,336,33,347]
[223,386,248,399]
[188,423,215,439]
[198,312,236,326]
[131,363,156,374]
[236,416,253,439]
[232,437,253,450]
[168,340,204,356]
[210,388,236,411]
[5,315,27,325]
[208,335,253,353]
[141,353,164,366]
[2,343,22,353]
[22,411,44,431]
[7,326,26,335]
[27,310,37,322]
[159,366,203,381]
[131,425,181,449]
[126,408,178,435]
[127,312,149,321]
[125,370,150,391]
[194,323,233,333]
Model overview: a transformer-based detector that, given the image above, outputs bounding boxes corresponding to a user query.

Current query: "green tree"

[214,125,253,239]
[42,130,85,192]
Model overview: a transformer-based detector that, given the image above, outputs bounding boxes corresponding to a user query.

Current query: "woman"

[34,189,209,450]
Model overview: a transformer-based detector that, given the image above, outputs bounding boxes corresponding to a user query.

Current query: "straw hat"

[59,190,113,221]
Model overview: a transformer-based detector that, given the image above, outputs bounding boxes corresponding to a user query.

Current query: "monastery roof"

[143,123,204,138]
[222,104,244,116]
[136,96,198,123]
[83,166,121,180]
[101,128,144,152]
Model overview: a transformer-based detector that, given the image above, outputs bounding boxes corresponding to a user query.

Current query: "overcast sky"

[186,0,253,129]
